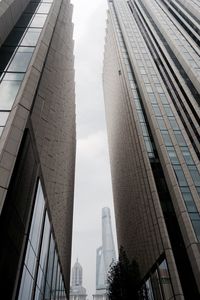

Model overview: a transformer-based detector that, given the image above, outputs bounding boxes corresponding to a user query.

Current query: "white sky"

[70,0,117,299]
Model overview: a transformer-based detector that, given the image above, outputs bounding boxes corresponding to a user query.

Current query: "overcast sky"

[70,0,117,299]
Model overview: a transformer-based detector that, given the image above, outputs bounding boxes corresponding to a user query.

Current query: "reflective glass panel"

[25,2,40,13]
[16,14,33,28]
[167,147,179,164]
[157,118,166,130]
[0,111,9,126]
[0,80,21,110]
[173,165,188,186]
[188,166,200,186]
[29,181,45,254]
[174,132,186,146]
[18,266,34,300]
[4,28,26,46]
[0,47,16,71]
[181,147,194,165]
[8,47,34,72]
[151,270,163,300]
[25,241,37,276]
[51,254,58,298]
[37,3,52,14]
[0,127,3,136]
[169,117,179,130]
[158,260,173,300]
[30,14,47,28]
[181,187,197,213]
[39,213,50,272]
[21,28,42,46]
[163,105,173,117]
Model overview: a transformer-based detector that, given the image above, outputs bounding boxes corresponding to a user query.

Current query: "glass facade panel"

[181,188,197,212]
[157,118,166,130]
[167,147,179,164]
[29,181,45,253]
[18,180,67,299]
[18,266,34,300]
[174,132,186,146]
[0,80,21,110]
[188,166,200,187]
[39,213,50,272]
[161,131,172,146]
[21,28,42,46]
[158,260,173,300]
[151,270,163,300]
[8,47,34,72]
[30,14,47,28]
[44,234,55,298]
[25,241,37,276]
[37,3,52,14]
[181,147,194,165]
[173,165,188,186]
[0,112,9,126]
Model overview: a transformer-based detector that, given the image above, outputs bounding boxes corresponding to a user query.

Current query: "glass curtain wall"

[0,0,53,137]
[18,180,67,300]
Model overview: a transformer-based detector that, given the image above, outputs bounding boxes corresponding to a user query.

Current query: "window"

[0,112,9,126]
[159,94,168,104]
[158,260,173,300]
[174,131,186,146]
[30,14,47,28]
[157,117,166,130]
[0,79,21,110]
[173,165,188,186]
[180,187,197,213]
[180,147,194,165]
[167,147,179,164]
[163,105,173,117]
[188,166,200,186]
[169,117,179,130]
[8,47,34,72]
[161,131,172,146]
[21,28,42,46]
[152,105,162,116]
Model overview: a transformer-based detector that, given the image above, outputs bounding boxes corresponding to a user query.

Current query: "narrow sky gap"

[71,0,117,299]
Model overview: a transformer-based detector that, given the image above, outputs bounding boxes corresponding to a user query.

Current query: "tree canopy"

[107,246,141,300]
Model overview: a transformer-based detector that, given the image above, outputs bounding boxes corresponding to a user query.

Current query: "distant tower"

[71,259,83,287]
[70,259,87,300]
[93,208,116,300]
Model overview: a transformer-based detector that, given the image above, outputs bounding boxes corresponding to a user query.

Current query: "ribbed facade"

[103,0,200,299]
[0,0,75,299]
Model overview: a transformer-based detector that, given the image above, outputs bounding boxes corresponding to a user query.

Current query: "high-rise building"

[103,0,200,299]
[70,259,87,300]
[0,0,75,299]
[93,207,116,300]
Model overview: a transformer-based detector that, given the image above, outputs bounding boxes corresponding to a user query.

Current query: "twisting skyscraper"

[94,207,116,300]
[0,0,75,299]
[103,0,200,299]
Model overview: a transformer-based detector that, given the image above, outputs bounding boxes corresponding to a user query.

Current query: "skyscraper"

[94,207,116,300]
[70,259,87,300]
[0,0,75,299]
[103,0,200,299]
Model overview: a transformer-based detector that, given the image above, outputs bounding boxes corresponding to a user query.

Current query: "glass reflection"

[0,80,21,110]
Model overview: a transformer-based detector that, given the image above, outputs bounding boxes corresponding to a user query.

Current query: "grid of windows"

[18,180,67,300]
[0,0,53,137]
[113,0,200,240]
[142,259,174,300]
[111,3,155,159]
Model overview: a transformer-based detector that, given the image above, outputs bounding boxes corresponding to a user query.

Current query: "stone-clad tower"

[103,0,200,299]
[0,0,75,299]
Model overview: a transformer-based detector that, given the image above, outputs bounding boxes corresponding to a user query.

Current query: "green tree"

[107,246,141,300]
